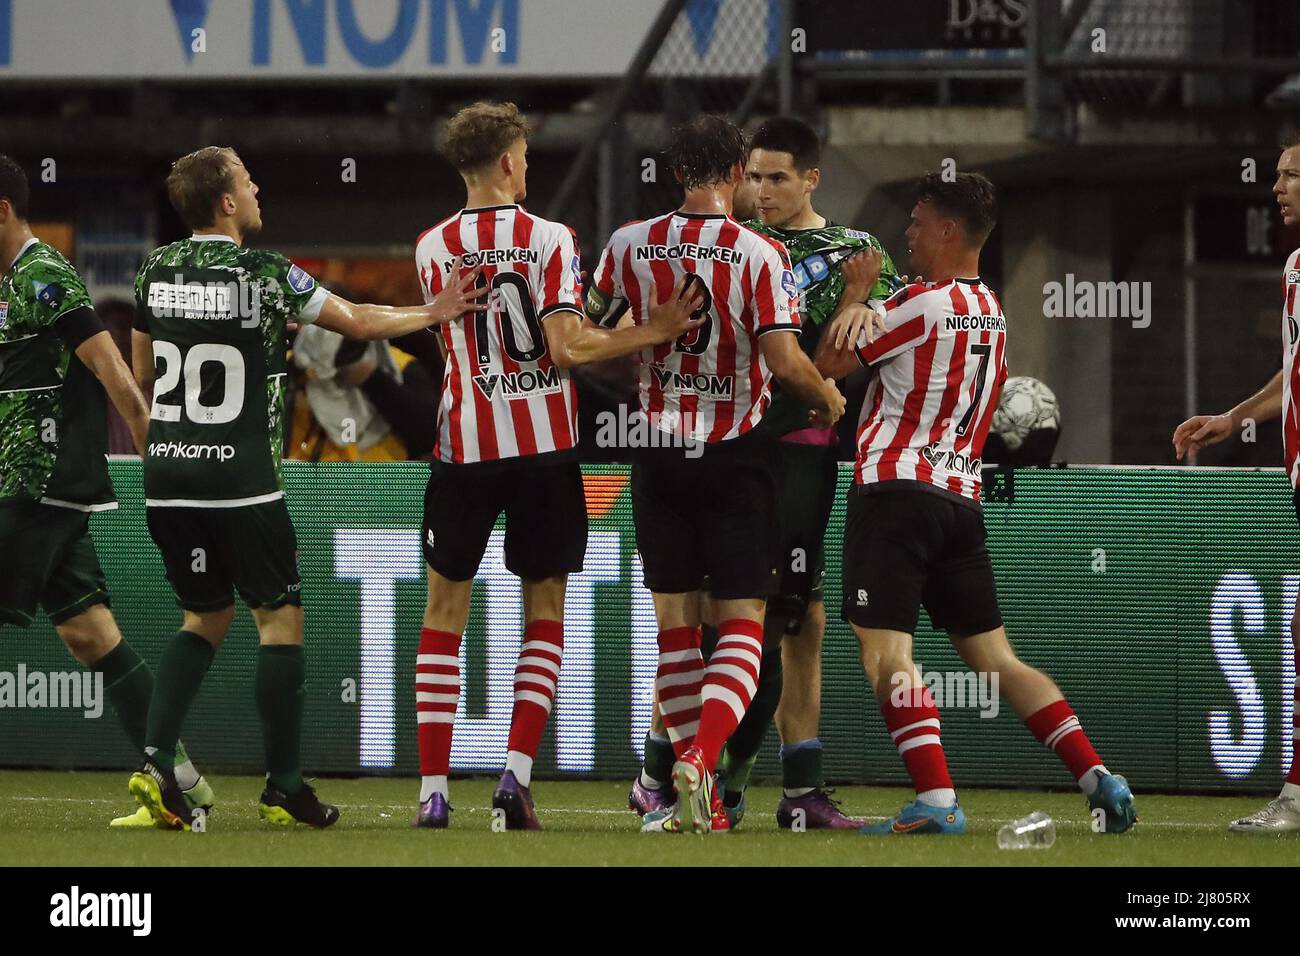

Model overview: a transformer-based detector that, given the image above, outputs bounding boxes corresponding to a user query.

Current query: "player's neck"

[925,251,982,285]
[1,222,36,270]
[464,182,518,210]
[193,222,244,246]
[779,204,825,230]
[678,186,732,217]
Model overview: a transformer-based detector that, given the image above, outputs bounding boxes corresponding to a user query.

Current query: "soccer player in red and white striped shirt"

[587,115,845,833]
[1172,139,1300,833]
[412,102,702,831]
[818,172,1137,835]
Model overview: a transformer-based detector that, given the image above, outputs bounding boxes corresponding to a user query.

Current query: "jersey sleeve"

[264,253,328,325]
[585,238,626,329]
[537,224,583,321]
[24,256,92,330]
[417,247,446,307]
[856,286,932,366]
[752,241,801,336]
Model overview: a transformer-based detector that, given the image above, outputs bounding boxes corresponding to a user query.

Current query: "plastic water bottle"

[997,811,1056,849]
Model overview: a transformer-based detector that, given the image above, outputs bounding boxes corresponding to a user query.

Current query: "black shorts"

[0,500,110,626]
[422,459,587,582]
[146,499,302,612]
[767,440,839,629]
[632,433,778,600]
[841,485,1002,636]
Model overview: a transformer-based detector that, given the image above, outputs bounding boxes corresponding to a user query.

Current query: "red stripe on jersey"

[875,326,939,482]
[707,219,740,442]
[677,217,707,431]
[643,216,675,423]
[915,329,968,487]
[441,217,470,464]
[469,212,507,460]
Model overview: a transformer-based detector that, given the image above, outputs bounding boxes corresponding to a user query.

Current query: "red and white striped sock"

[655,626,704,758]
[693,618,764,771]
[505,619,564,788]
[880,687,956,806]
[1025,699,1107,795]
[416,627,461,801]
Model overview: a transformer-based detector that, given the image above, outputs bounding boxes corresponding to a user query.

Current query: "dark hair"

[167,146,238,230]
[1282,130,1300,150]
[0,155,30,220]
[915,171,998,245]
[749,116,821,172]
[442,101,530,173]
[666,115,748,190]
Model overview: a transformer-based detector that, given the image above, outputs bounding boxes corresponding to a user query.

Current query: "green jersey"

[0,239,114,510]
[133,235,327,506]
[747,220,901,436]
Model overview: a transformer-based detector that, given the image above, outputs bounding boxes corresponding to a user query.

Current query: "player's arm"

[314,266,488,341]
[761,330,845,428]
[1172,369,1283,460]
[68,322,150,454]
[544,276,704,368]
[130,329,155,397]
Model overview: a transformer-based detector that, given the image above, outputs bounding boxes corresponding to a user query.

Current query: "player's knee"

[183,607,234,645]
[56,607,119,664]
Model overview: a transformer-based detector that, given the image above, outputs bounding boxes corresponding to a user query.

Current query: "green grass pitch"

[1,770,1295,866]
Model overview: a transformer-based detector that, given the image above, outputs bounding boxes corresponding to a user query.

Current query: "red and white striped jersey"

[1282,248,1300,487]
[415,204,582,465]
[589,211,801,444]
[853,277,1009,503]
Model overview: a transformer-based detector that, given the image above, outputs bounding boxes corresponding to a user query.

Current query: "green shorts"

[0,500,111,626]
[146,498,302,612]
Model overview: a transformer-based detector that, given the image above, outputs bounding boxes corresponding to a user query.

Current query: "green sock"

[781,741,824,793]
[717,747,759,794]
[642,733,675,786]
[256,644,305,795]
[91,639,153,754]
[145,631,215,772]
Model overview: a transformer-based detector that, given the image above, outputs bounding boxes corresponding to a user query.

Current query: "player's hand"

[809,378,846,429]
[1172,413,1234,460]
[827,302,885,351]
[841,247,884,301]
[427,258,490,326]
[648,275,706,343]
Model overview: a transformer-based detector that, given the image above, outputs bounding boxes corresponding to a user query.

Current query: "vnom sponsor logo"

[148,441,237,462]
[593,406,704,458]
[649,365,734,399]
[889,666,1000,719]
[49,886,151,936]
[472,366,563,400]
[919,443,981,477]
[1042,274,1152,329]
[0,666,102,718]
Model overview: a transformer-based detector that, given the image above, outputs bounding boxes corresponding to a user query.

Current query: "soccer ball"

[990,376,1060,460]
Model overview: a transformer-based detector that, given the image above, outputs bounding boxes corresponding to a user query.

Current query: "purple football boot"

[414,792,451,829]
[776,788,864,830]
[628,775,674,817]
[492,770,542,831]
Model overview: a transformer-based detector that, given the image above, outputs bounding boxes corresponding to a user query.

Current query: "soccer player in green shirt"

[630,118,900,827]
[0,154,214,826]
[127,147,487,829]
